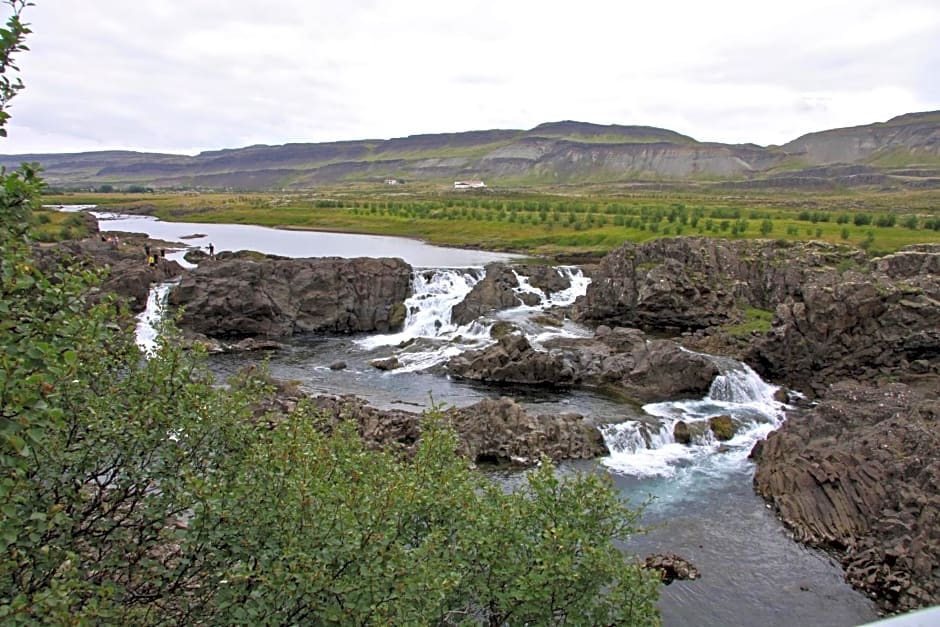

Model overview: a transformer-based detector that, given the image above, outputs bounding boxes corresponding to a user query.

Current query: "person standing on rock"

[208,243,214,259]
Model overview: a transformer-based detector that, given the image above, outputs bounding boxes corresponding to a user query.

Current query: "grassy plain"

[43,185,940,258]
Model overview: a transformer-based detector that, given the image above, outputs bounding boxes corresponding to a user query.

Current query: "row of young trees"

[0,3,660,623]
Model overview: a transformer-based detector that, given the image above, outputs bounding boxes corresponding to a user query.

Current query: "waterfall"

[706,358,779,405]
[356,266,592,371]
[135,280,179,355]
[601,358,786,478]
[356,268,485,351]
[509,266,592,309]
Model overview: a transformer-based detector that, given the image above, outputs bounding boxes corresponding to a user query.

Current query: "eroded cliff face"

[35,234,183,312]
[169,256,412,337]
[577,237,940,612]
[576,237,864,332]
[751,382,940,613]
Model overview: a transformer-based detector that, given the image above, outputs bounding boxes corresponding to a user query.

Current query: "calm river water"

[101,208,878,626]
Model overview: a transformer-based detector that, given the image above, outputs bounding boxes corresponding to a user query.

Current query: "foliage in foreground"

[0,213,660,624]
[0,5,659,619]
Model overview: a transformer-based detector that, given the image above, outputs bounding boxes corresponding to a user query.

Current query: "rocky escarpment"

[576,237,863,332]
[747,245,940,394]
[447,327,719,402]
[255,391,607,465]
[751,382,939,612]
[35,234,183,312]
[169,256,411,338]
[577,238,938,394]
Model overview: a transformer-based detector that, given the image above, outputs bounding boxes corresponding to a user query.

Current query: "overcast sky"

[1,0,938,155]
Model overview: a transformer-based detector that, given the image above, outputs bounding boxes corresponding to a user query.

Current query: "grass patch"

[42,187,940,258]
[724,307,775,338]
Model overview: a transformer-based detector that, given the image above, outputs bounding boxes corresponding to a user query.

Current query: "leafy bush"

[0,7,660,622]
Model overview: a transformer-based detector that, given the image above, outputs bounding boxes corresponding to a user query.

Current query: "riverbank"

[42,189,940,258]
[57,207,935,620]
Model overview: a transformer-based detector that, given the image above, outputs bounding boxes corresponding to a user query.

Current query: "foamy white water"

[135,280,178,355]
[602,362,786,478]
[358,266,592,371]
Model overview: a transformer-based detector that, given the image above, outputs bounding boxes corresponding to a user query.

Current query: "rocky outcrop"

[35,234,183,312]
[708,415,735,441]
[450,263,573,326]
[577,237,861,331]
[294,395,608,465]
[447,327,719,402]
[169,256,412,338]
[751,381,940,613]
[747,248,940,394]
[451,263,525,325]
[644,553,700,584]
[673,421,692,445]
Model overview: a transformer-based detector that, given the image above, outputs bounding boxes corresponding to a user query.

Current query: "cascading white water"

[356,266,592,372]
[135,280,179,355]
[602,360,786,478]
[356,268,485,349]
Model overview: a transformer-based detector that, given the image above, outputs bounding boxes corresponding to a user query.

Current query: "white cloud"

[1,0,938,154]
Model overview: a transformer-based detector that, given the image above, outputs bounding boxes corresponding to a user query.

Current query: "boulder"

[370,357,401,371]
[329,361,347,370]
[708,415,735,441]
[448,328,719,402]
[644,553,700,584]
[169,256,412,338]
[522,264,572,295]
[451,263,524,325]
[673,421,692,445]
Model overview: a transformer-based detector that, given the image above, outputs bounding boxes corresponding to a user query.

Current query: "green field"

[43,186,940,257]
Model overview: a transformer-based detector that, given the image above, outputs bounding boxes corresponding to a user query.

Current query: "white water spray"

[602,361,785,478]
[135,280,178,355]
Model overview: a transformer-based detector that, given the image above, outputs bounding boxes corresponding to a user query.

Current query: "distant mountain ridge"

[3,112,939,190]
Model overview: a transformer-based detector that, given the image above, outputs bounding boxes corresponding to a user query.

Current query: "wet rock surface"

[447,327,719,402]
[751,381,940,613]
[644,553,701,584]
[450,263,573,325]
[169,256,412,338]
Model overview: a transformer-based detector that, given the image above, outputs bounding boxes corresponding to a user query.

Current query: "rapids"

[102,207,880,625]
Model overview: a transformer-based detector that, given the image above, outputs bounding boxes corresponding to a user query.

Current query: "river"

[95,208,878,626]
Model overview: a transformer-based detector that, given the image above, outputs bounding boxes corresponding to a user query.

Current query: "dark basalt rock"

[751,381,940,613]
[576,237,862,332]
[34,234,183,312]
[275,394,609,465]
[747,253,940,394]
[447,327,719,402]
[450,263,524,326]
[169,256,412,338]
[450,263,573,326]
[644,553,700,584]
